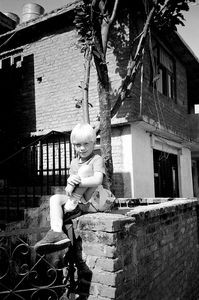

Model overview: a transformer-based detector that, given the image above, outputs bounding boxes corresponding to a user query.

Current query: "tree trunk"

[98,82,113,188]
[90,0,121,188]
[94,54,113,188]
[82,45,92,123]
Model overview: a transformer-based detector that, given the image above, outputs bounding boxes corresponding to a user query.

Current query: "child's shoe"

[34,229,70,252]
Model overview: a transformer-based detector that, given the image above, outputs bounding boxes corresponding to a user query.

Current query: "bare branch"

[111,6,155,118]
[109,0,120,25]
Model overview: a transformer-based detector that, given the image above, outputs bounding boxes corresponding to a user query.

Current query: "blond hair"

[70,123,96,144]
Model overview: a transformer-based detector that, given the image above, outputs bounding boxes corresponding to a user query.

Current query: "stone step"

[0,195,50,229]
[0,193,48,224]
[0,194,40,208]
[0,207,24,222]
[0,186,49,195]
[0,187,63,224]
[24,195,51,228]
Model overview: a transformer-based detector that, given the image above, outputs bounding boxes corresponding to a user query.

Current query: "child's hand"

[65,184,74,196]
[65,175,81,196]
[67,174,81,186]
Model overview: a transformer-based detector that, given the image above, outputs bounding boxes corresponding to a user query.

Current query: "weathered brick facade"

[1,5,199,299]
[0,5,192,138]
[143,48,189,137]
[0,3,198,198]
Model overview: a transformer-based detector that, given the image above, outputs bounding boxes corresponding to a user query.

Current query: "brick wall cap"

[125,198,199,221]
[77,212,135,232]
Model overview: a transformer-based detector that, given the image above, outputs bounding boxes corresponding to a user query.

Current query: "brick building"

[0,1,199,201]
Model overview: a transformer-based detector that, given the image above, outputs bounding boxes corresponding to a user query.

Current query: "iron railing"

[0,226,81,300]
[0,131,73,223]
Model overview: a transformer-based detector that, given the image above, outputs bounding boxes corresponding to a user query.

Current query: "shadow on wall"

[112,172,132,198]
[195,205,199,242]
[108,4,143,122]
[19,54,36,135]
[0,54,36,160]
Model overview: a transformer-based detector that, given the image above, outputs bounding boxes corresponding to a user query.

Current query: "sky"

[0,0,70,18]
[177,2,199,59]
[0,0,199,59]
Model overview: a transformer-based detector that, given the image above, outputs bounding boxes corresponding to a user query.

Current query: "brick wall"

[141,48,189,138]
[71,198,199,299]
[0,12,193,198]
[126,199,199,300]
[1,15,190,140]
[12,197,198,299]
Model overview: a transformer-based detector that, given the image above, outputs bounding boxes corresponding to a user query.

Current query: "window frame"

[152,40,176,101]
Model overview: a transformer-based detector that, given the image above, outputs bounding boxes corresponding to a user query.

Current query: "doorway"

[153,149,179,197]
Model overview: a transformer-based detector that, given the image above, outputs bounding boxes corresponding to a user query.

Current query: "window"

[152,42,175,100]
[153,149,179,197]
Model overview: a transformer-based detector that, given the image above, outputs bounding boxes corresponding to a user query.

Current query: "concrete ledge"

[124,197,199,220]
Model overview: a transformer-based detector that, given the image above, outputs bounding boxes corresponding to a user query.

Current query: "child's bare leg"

[34,194,70,252]
[50,194,68,232]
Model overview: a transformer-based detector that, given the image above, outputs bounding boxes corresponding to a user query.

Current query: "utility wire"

[0,31,17,50]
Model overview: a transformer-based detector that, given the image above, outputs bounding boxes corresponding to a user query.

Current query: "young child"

[34,123,115,252]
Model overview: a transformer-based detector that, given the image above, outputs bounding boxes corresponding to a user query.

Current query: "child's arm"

[65,174,81,196]
[67,174,81,185]
[65,159,104,194]
[66,171,103,195]
[78,171,103,188]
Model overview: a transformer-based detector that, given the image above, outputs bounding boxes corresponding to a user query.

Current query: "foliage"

[74,0,196,48]
[74,0,196,115]
[74,0,93,51]
[73,0,195,183]
[151,0,196,31]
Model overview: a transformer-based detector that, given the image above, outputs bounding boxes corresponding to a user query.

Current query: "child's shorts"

[79,185,116,213]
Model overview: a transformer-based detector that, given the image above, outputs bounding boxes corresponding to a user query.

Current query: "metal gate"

[0,131,73,223]
[0,227,77,300]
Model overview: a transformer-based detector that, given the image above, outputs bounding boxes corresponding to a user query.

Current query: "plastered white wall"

[129,124,194,198]
[131,124,155,197]
[178,147,193,197]
[121,129,133,197]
